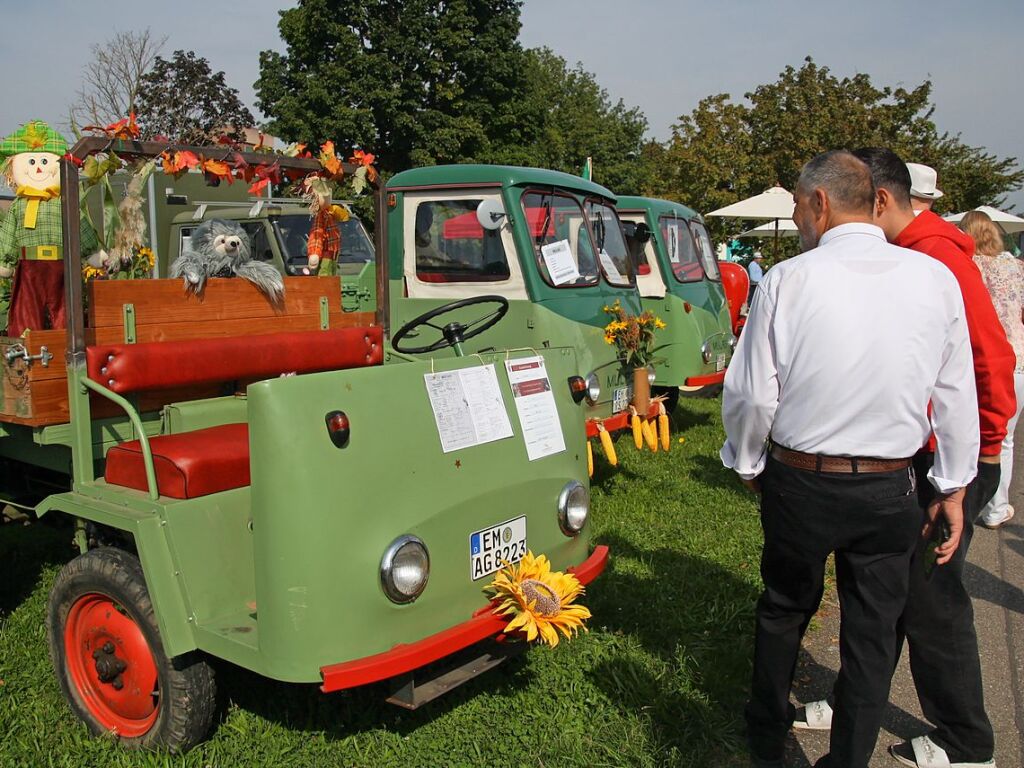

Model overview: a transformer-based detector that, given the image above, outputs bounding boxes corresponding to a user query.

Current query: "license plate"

[470,515,527,580]
[716,353,727,372]
[612,386,629,413]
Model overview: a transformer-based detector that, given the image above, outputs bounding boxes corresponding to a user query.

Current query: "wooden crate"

[0,277,375,427]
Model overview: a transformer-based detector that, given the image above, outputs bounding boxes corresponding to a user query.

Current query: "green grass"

[0,397,764,768]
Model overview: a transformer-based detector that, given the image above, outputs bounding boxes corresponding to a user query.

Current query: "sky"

[2,0,1021,209]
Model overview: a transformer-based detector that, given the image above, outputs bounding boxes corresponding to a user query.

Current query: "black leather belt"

[770,444,912,474]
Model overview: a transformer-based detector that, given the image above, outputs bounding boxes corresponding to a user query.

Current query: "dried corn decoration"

[587,440,594,478]
[631,407,643,450]
[597,423,617,466]
[643,419,658,452]
[658,402,670,452]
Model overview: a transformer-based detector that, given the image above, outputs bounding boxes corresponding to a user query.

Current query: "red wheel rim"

[64,593,159,737]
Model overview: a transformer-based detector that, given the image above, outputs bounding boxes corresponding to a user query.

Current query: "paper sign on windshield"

[424,364,514,453]
[504,356,565,461]
[667,224,681,263]
[541,239,580,285]
[598,249,624,283]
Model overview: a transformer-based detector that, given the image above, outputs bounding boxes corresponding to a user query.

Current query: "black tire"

[46,547,216,752]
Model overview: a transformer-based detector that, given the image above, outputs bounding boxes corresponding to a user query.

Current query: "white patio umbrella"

[943,205,1024,234]
[737,219,799,238]
[707,185,796,254]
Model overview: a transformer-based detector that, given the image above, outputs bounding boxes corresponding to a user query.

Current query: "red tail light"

[567,376,588,404]
[325,410,351,447]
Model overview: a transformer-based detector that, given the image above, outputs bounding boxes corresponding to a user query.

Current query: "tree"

[491,48,648,194]
[256,0,527,174]
[648,57,1024,237]
[69,29,167,130]
[135,50,255,144]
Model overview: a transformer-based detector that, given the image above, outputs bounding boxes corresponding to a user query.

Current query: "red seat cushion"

[105,423,250,499]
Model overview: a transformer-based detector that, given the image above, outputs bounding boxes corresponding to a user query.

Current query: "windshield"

[522,190,599,288]
[660,215,705,283]
[273,213,375,275]
[584,199,634,287]
[689,221,721,281]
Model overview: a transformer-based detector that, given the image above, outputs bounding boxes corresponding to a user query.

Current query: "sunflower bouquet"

[485,551,591,647]
[82,246,155,282]
[602,300,666,369]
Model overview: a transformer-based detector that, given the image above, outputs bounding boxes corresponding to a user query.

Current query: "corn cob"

[587,440,594,477]
[631,408,643,450]
[643,418,658,452]
[598,424,617,466]
[659,403,670,452]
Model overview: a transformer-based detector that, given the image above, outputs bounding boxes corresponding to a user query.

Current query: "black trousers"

[897,453,997,763]
[746,457,920,768]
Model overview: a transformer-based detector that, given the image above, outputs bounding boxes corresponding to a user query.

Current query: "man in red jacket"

[795,148,1013,767]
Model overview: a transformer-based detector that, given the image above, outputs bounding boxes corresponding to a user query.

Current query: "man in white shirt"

[722,150,978,768]
[747,251,765,301]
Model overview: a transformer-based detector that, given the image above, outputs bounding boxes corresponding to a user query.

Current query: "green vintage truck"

[617,197,735,406]
[0,139,606,751]
[384,165,659,440]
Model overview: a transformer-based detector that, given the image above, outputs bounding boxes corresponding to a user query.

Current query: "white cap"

[907,163,944,200]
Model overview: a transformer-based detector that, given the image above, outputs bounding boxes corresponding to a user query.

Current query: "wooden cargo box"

[0,277,374,428]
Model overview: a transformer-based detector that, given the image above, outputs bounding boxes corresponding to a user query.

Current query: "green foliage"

[647,57,1024,240]
[136,50,255,144]
[494,48,649,193]
[255,5,647,192]
[1,397,760,767]
[257,0,527,174]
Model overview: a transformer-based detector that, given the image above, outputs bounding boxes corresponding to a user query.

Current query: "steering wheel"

[391,295,510,354]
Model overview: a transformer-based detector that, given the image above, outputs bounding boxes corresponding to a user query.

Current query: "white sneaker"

[980,505,1015,530]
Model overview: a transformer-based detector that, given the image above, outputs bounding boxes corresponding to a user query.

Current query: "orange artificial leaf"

[248,178,271,196]
[319,141,342,178]
[201,158,231,177]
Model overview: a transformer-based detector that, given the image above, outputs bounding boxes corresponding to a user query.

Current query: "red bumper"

[319,545,610,693]
[585,402,660,439]
[685,370,726,387]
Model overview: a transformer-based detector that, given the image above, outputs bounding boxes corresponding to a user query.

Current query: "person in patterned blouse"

[961,209,1024,528]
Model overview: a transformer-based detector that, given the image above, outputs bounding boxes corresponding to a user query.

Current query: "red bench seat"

[91,326,383,499]
[105,423,250,499]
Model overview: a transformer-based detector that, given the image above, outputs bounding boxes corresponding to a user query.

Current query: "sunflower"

[485,551,591,647]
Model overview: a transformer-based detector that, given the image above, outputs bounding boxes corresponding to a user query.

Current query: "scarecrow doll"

[0,120,100,336]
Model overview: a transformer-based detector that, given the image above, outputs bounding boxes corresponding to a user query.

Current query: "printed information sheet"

[598,249,624,283]
[541,239,581,285]
[424,364,514,453]
[504,356,566,461]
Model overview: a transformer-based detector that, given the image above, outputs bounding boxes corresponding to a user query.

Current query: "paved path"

[786,439,1024,767]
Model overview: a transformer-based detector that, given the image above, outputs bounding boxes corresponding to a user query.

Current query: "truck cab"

[387,166,654,434]
[617,196,735,403]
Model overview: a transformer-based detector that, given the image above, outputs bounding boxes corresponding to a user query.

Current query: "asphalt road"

[785,436,1024,767]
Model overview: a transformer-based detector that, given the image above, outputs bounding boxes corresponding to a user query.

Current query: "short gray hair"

[797,150,875,215]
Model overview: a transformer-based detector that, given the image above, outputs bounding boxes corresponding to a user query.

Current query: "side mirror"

[476,199,506,231]
[622,221,652,244]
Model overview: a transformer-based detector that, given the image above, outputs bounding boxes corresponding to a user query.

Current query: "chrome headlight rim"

[557,480,590,536]
[585,372,601,405]
[380,534,430,604]
[700,340,712,363]
[646,365,656,386]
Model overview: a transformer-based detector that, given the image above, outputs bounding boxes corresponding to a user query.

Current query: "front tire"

[47,547,215,752]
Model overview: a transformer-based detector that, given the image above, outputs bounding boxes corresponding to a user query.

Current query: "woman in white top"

[960,210,1024,528]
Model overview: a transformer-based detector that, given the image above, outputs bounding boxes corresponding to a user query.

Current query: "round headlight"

[700,341,713,363]
[558,480,590,536]
[380,535,430,603]
[585,372,601,405]
[647,365,656,386]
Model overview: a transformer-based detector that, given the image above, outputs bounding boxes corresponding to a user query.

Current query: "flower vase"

[632,367,651,414]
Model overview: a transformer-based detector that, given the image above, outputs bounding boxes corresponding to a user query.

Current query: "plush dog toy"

[170,219,284,301]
